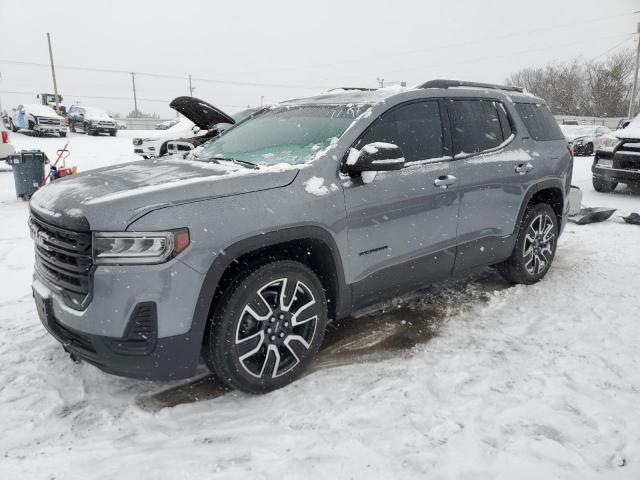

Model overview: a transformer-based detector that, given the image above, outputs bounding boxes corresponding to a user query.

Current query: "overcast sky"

[0,0,638,117]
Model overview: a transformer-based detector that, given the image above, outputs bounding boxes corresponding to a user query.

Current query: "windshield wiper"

[202,156,259,169]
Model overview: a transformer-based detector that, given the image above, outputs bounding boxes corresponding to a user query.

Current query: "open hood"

[169,96,235,129]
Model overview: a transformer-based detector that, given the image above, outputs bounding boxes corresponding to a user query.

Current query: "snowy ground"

[1,132,639,479]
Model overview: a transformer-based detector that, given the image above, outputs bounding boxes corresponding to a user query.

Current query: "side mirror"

[347,143,405,173]
[192,126,201,134]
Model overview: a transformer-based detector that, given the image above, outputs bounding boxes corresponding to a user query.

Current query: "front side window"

[447,100,507,155]
[199,104,368,166]
[356,101,444,162]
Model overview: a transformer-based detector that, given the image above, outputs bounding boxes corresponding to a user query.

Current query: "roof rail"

[327,87,378,92]
[417,79,524,93]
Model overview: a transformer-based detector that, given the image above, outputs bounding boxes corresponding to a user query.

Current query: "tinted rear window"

[447,100,509,155]
[515,103,564,141]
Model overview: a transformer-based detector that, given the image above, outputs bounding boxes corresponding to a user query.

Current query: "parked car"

[616,118,631,130]
[67,105,117,136]
[9,104,66,137]
[561,125,610,156]
[29,79,572,393]
[0,121,15,160]
[132,97,253,159]
[592,115,640,192]
[165,102,262,155]
[155,119,181,130]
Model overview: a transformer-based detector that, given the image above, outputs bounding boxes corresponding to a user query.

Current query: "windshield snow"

[199,104,368,166]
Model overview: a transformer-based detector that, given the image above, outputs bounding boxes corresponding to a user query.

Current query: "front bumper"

[133,145,157,158]
[592,164,640,184]
[32,257,207,380]
[34,125,66,134]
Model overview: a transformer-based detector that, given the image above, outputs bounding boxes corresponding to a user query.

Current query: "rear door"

[447,98,535,271]
[343,100,460,308]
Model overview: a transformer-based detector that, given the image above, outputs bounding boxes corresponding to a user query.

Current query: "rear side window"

[357,101,444,162]
[514,103,564,141]
[447,100,508,155]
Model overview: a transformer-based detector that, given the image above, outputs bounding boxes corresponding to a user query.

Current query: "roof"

[281,86,409,106]
[281,80,543,107]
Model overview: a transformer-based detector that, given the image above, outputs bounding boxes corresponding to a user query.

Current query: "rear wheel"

[498,203,558,284]
[592,176,618,192]
[203,260,328,394]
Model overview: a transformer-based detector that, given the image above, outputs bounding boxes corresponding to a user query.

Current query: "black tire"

[70,121,76,133]
[10,120,17,132]
[592,176,618,192]
[203,260,328,394]
[498,203,558,285]
[584,143,594,156]
[59,131,66,137]
[110,130,117,137]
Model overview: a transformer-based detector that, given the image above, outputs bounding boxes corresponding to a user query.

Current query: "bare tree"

[505,50,635,117]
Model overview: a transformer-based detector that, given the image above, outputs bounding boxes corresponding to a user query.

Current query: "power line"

[0,59,328,90]
[320,32,635,82]
[0,90,247,108]
[234,11,636,75]
[0,11,633,90]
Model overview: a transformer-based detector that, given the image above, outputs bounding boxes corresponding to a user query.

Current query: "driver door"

[343,100,461,309]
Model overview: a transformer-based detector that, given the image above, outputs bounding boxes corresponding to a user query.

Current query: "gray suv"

[29,80,572,393]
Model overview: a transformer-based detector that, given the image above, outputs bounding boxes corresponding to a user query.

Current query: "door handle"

[515,162,534,175]
[434,175,457,189]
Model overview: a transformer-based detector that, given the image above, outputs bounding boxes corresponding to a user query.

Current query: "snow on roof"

[21,104,60,117]
[282,85,410,106]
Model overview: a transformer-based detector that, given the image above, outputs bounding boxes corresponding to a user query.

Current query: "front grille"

[30,215,93,309]
[38,117,61,126]
[614,141,640,170]
[98,121,115,127]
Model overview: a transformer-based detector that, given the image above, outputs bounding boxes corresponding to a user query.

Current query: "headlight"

[92,229,190,265]
[596,134,621,151]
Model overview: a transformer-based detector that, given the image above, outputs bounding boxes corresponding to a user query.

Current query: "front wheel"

[498,203,558,284]
[584,143,594,156]
[592,177,618,192]
[203,260,328,394]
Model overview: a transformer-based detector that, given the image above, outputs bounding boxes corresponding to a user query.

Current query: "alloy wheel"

[523,213,556,275]
[234,278,319,379]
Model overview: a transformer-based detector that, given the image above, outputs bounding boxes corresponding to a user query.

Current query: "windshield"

[83,107,109,118]
[199,104,368,166]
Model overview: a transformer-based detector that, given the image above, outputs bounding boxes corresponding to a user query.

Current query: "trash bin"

[5,150,49,200]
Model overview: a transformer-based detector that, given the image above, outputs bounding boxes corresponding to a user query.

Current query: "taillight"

[1,131,7,144]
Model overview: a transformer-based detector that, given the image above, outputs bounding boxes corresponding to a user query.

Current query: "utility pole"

[130,72,138,116]
[46,33,60,113]
[260,95,264,106]
[377,77,384,88]
[629,21,640,118]
[189,74,195,97]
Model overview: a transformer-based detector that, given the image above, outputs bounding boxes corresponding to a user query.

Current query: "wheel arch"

[189,226,350,352]
[516,180,565,230]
